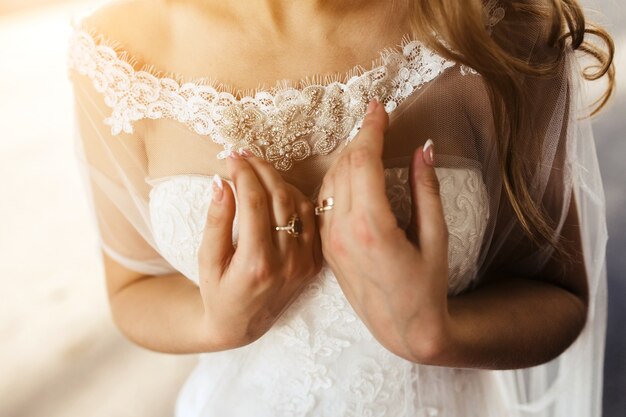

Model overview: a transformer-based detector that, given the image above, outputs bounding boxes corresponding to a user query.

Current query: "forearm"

[109,272,230,354]
[406,276,588,370]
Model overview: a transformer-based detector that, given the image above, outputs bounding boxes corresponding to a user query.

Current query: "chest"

[152,3,413,96]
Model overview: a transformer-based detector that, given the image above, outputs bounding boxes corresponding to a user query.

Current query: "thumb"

[408,139,447,257]
[199,174,236,279]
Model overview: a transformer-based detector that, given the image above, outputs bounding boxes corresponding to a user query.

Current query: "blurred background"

[0,1,623,416]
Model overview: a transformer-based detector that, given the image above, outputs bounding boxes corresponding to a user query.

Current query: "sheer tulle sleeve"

[477,48,609,417]
[71,69,177,276]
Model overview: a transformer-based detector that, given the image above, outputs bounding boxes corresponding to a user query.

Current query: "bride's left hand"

[316,99,451,362]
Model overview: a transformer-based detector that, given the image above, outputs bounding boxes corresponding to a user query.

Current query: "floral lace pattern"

[69,29,461,171]
[68,1,504,173]
[148,167,489,416]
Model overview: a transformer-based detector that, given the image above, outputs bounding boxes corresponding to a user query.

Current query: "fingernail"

[228,150,242,159]
[423,139,435,166]
[365,98,379,115]
[211,174,224,202]
[239,148,253,158]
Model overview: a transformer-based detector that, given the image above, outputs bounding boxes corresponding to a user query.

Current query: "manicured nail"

[365,98,379,115]
[423,139,435,166]
[211,174,224,202]
[239,148,253,158]
[228,150,241,159]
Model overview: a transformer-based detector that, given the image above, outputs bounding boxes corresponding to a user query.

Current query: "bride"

[67,0,615,416]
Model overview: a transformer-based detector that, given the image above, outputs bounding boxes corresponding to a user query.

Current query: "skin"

[104,149,324,353]
[197,151,324,348]
[316,99,589,369]
[95,1,589,366]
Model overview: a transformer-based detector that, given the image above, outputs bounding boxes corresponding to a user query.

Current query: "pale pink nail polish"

[239,148,253,158]
[211,174,224,202]
[228,150,241,159]
[423,139,435,166]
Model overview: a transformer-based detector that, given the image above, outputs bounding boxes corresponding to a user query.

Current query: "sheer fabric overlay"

[68,1,607,416]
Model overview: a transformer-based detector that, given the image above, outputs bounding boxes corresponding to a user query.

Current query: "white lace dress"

[68,9,517,415]
[147,170,498,417]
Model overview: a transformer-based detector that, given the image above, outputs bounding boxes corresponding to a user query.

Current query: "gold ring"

[275,214,303,237]
[314,197,335,216]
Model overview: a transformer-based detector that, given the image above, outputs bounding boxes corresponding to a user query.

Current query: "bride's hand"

[197,151,323,349]
[316,99,450,362]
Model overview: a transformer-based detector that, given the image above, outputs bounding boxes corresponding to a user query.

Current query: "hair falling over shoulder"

[407,0,615,258]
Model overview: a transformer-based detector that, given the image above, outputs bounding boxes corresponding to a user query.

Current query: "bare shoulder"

[77,0,234,79]
[79,0,173,64]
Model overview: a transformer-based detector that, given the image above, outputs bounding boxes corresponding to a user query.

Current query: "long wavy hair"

[407,0,615,257]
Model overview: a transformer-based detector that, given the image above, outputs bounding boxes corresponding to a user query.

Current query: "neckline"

[72,22,423,103]
[68,20,462,168]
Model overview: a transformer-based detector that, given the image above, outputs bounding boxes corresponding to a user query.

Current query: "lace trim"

[72,25,421,102]
[68,28,458,168]
[68,2,504,172]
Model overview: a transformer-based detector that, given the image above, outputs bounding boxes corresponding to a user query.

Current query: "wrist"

[405,305,454,365]
[199,310,251,352]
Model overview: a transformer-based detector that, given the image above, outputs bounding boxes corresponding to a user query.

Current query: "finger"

[199,174,236,281]
[410,139,448,258]
[347,99,390,209]
[346,99,389,158]
[293,193,323,277]
[407,147,419,245]
[332,152,351,215]
[289,187,316,246]
[226,152,274,253]
[320,99,388,212]
[242,151,297,249]
[316,166,335,231]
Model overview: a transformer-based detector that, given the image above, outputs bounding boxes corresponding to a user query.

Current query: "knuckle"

[244,190,267,209]
[246,258,274,287]
[273,186,293,207]
[328,224,346,254]
[349,148,372,168]
[335,154,350,172]
[299,199,315,217]
[351,213,375,246]
[227,160,244,178]
[380,211,401,231]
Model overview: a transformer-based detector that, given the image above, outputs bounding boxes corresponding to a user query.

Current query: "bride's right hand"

[197,150,323,349]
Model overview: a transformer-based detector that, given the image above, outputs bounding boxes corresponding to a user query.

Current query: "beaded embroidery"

[67,3,504,171]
